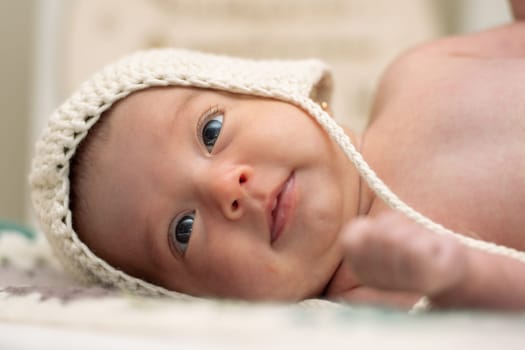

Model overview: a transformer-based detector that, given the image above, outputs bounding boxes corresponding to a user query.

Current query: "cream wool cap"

[30,48,334,298]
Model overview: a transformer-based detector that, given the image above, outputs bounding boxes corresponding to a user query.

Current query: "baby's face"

[80,87,359,300]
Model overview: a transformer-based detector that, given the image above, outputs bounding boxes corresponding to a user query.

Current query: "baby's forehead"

[101,87,194,132]
[105,86,268,132]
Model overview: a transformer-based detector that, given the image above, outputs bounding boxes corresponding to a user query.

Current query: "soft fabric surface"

[1,232,525,349]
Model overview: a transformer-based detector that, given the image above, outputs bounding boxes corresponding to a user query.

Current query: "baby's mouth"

[269,172,296,244]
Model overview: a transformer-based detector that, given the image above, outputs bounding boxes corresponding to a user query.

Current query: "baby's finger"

[340,217,395,287]
[341,213,468,296]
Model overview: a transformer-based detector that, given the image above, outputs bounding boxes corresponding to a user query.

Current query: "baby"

[31,2,525,310]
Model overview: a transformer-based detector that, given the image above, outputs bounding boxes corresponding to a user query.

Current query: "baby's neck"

[321,128,375,298]
[343,128,374,218]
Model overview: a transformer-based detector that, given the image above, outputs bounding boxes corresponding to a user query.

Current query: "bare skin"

[331,20,525,309]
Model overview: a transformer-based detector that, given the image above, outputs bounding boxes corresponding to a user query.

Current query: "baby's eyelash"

[196,105,224,136]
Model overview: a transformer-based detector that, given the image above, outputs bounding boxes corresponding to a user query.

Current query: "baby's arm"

[341,212,525,310]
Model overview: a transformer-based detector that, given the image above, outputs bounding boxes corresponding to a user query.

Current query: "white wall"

[0,0,515,227]
[0,1,35,224]
[458,0,512,33]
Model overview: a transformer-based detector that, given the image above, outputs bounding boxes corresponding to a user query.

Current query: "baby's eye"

[169,213,194,254]
[201,114,223,153]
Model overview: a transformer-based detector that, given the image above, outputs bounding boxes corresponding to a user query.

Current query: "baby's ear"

[309,71,333,106]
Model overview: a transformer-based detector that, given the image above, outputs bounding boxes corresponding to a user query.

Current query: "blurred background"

[0,0,513,231]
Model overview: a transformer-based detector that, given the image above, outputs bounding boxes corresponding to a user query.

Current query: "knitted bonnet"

[30,48,334,298]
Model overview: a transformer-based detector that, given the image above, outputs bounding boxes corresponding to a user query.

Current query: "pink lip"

[267,172,296,244]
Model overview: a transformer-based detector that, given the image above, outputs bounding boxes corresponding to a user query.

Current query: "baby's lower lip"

[271,173,296,243]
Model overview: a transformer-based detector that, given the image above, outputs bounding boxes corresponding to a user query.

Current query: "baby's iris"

[202,115,223,152]
[171,213,194,254]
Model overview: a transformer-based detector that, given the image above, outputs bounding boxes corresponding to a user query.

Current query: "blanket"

[1,231,525,349]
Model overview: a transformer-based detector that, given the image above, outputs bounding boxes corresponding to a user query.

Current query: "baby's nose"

[206,164,252,220]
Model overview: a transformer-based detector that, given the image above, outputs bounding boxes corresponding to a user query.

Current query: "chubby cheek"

[295,173,345,238]
[253,114,324,162]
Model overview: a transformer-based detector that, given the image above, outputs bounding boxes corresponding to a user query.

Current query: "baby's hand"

[341,212,468,297]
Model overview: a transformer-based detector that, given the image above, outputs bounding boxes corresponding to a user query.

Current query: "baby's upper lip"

[265,173,293,243]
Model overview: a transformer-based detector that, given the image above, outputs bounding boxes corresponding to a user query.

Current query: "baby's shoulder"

[383,22,525,74]
[368,39,451,121]
[376,23,525,99]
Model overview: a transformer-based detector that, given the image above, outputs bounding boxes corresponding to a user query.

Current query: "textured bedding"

[1,231,525,349]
